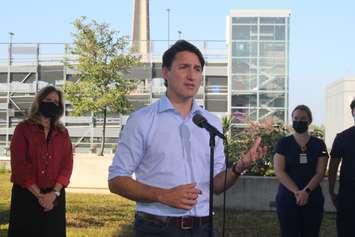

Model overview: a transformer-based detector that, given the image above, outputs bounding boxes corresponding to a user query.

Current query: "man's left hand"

[236,137,267,172]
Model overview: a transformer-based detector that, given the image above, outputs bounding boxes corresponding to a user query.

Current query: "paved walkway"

[67,153,114,194]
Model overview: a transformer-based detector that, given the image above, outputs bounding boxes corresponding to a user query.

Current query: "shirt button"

[41,170,45,174]
[48,155,52,159]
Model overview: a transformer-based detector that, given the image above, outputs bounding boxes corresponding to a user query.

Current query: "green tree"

[64,17,139,156]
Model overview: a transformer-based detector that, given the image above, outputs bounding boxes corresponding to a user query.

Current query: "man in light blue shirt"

[108,40,266,236]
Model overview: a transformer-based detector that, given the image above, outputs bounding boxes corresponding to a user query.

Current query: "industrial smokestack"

[132,0,150,61]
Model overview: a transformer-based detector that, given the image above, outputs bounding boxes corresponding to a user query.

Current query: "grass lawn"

[0,171,337,237]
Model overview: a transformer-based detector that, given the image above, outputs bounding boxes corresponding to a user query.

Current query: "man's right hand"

[158,183,202,210]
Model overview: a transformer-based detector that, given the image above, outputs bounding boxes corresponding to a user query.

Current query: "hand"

[158,183,202,210]
[38,192,56,211]
[38,197,54,211]
[295,190,309,206]
[237,137,267,171]
[330,192,338,209]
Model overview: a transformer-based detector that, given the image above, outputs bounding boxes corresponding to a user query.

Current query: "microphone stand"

[208,131,216,237]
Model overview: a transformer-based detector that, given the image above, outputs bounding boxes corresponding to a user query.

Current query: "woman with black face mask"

[8,85,73,237]
[273,105,329,237]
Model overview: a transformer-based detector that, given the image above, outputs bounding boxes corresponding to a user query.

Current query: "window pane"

[260,58,286,75]
[259,108,285,122]
[260,25,285,41]
[260,25,274,40]
[232,25,257,40]
[232,58,257,74]
[260,17,285,24]
[232,41,257,57]
[205,76,227,86]
[206,94,227,112]
[231,108,257,123]
[259,75,286,90]
[232,93,257,107]
[259,92,285,107]
[260,42,286,57]
[232,74,257,90]
[275,25,285,40]
[232,17,258,24]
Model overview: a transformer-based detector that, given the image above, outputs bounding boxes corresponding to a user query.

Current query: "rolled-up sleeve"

[57,129,73,187]
[108,114,145,180]
[10,123,35,188]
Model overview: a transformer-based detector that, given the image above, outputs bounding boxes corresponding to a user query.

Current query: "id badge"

[299,153,308,164]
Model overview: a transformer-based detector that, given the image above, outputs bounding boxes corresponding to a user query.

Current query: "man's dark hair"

[162,40,205,87]
[162,40,205,69]
[350,98,355,111]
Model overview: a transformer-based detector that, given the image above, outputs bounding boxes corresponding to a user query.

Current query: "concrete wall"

[325,76,355,148]
[214,176,337,212]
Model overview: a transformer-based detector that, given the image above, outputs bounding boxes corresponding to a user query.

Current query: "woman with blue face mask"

[273,105,329,237]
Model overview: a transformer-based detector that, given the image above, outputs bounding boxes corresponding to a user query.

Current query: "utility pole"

[5,32,14,154]
[166,8,170,46]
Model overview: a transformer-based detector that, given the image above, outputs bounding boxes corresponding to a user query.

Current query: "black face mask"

[39,101,60,118]
[292,121,309,134]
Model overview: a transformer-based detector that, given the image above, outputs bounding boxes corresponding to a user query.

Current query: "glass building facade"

[228,10,290,127]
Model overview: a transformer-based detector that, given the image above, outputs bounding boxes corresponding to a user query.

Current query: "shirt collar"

[158,95,175,112]
[27,120,59,135]
[158,95,203,115]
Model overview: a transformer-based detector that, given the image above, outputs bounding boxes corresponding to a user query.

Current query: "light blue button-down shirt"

[108,95,225,217]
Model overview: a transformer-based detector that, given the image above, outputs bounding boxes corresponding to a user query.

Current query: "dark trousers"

[337,206,355,237]
[276,205,323,237]
[8,184,66,237]
[134,213,212,237]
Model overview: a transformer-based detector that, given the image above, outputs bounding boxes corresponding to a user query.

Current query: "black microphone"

[193,113,225,139]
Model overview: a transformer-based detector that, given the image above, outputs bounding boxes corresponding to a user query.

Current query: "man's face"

[163,51,202,102]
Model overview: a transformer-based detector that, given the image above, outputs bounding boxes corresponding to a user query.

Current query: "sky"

[1,0,355,125]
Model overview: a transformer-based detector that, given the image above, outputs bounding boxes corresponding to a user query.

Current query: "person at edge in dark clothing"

[274,105,328,237]
[328,98,355,237]
[8,85,73,237]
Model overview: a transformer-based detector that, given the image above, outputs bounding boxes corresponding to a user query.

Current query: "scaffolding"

[0,40,228,154]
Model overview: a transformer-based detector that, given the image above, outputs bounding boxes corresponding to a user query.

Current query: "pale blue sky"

[1,0,355,125]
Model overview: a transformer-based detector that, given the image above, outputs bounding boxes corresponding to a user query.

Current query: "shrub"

[223,117,326,176]
[224,118,290,176]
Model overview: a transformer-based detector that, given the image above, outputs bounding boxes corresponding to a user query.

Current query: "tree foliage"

[223,117,326,176]
[226,119,290,176]
[309,124,325,139]
[64,16,140,155]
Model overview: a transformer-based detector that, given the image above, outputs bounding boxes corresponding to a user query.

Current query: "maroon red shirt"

[10,121,73,189]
